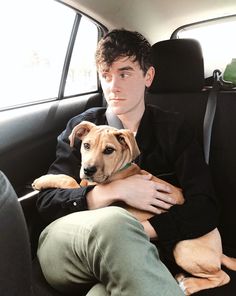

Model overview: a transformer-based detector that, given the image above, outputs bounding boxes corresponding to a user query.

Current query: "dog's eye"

[103,147,115,155]
[83,143,90,150]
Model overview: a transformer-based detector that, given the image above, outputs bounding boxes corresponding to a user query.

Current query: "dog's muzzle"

[83,166,97,177]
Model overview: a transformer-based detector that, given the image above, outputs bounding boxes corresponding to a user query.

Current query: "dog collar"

[117,162,132,173]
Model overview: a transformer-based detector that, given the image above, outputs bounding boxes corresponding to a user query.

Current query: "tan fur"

[32,121,236,295]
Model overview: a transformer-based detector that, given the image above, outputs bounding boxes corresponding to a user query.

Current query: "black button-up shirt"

[37,104,218,255]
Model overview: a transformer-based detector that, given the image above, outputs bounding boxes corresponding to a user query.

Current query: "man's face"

[98,57,154,116]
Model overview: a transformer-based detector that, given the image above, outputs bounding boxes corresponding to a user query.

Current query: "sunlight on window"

[177,18,236,77]
[64,17,98,96]
[0,0,74,108]
[0,0,98,109]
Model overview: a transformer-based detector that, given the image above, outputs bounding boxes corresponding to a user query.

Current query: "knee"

[91,206,143,239]
[93,206,135,227]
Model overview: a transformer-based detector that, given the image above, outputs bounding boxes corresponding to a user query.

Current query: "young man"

[37,29,218,296]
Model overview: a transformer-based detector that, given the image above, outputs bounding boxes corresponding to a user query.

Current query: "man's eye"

[120,72,129,79]
[103,147,115,155]
[101,73,111,82]
[83,143,90,150]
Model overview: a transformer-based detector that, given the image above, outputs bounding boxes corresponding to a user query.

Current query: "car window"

[0,0,99,110]
[64,16,98,97]
[174,15,236,78]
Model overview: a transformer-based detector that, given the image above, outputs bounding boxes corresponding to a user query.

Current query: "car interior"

[1,0,236,295]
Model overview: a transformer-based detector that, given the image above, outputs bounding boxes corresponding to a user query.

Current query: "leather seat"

[0,171,32,296]
[146,38,236,295]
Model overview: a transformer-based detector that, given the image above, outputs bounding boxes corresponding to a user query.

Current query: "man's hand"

[113,173,180,214]
[87,173,183,214]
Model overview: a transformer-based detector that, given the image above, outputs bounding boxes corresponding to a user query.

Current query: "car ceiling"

[62,0,236,44]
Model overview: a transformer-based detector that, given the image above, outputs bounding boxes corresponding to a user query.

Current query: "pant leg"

[37,206,184,296]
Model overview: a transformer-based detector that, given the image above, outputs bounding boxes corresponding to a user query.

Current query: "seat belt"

[105,107,124,129]
[203,70,221,164]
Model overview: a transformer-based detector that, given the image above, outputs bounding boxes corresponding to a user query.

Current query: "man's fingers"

[153,190,176,205]
[154,182,172,193]
[151,197,173,210]
[146,205,163,215]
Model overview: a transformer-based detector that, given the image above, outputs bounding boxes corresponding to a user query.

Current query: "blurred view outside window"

[64,16,98,96]
[177,16,236,78]
[0,0,98,109]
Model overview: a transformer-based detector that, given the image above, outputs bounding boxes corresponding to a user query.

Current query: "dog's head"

[69,121,140,183]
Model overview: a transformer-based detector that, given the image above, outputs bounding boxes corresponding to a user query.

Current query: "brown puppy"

[32,121,236,295]
[33,121,184,220]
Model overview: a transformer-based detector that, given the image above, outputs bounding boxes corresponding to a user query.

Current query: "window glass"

[0,0,75,109]
[176,16,236,78]
[64,16,98,96]
[0,0,99,110]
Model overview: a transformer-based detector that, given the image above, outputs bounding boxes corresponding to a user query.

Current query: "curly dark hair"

[95,29,152,74]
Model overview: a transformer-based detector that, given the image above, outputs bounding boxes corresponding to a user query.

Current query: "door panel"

[0,93,102,196]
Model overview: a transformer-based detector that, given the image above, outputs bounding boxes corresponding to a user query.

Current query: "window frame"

[58,4,107,100]
[171,14,236,39]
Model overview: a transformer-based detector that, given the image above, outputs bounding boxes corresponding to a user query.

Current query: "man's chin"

[109,105,126,116]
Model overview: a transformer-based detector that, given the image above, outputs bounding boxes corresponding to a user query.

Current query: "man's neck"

[118,103,145,133]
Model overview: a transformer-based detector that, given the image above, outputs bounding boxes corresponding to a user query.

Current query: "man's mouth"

[109,96,125,101]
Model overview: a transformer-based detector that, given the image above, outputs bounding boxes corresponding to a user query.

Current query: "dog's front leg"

[32,174,80,190]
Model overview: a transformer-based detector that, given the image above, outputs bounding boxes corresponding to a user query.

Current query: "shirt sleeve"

[148,120,219,258]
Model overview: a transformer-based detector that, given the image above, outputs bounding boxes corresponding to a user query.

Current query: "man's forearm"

[86,182,121,210]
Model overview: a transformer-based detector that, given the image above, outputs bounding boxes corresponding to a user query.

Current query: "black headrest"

[149,39,205,93]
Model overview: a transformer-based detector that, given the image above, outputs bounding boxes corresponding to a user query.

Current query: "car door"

[0,0,105,197]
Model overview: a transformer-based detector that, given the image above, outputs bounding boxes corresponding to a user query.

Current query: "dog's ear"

[69,121,96,147]
[115,130,140,160]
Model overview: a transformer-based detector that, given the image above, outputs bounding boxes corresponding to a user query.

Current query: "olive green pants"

[37,207,184,296]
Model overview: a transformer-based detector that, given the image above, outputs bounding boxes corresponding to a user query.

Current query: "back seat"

[210,91,236,255]
[147,38,209,146]
[146,38,236,295]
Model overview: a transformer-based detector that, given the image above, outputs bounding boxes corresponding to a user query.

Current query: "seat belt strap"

[105,107,124,129]
[203,70,220,164]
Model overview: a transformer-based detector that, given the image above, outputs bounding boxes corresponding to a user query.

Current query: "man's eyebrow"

[118,66,134,71]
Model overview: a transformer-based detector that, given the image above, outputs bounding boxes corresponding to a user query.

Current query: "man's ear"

[115,129,140,160]
[69,121,95,147]
[145,66,155,87]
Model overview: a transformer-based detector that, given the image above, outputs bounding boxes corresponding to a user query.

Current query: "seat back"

[149,38,205,93]
[210,91,236,255]
[0,171,32,296]
[146,38,236,256]
[146,38,209,146]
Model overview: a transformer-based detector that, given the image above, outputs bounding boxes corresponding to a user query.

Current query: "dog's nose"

[84,166,97,177]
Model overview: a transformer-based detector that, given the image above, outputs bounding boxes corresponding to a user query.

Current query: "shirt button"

[73,201,77,206]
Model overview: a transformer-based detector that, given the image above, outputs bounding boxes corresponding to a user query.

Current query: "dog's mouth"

[81,171,111,184]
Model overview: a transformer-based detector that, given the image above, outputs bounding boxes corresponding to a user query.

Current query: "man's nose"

[109,76,120,92]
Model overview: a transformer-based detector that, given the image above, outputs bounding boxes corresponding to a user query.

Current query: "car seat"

[0,171,33,296]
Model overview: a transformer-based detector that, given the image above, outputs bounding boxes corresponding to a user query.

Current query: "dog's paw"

[32,177,43,191]
[32,174,80,190]
[176,273,189,295]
